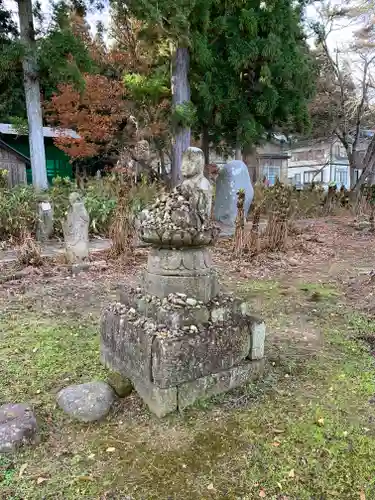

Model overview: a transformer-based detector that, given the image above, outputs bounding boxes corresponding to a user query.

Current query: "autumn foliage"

[46,73,129,159]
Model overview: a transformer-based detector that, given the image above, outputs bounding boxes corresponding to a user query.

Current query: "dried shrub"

[246,202,262,256]
[16,232,43,267]
[263,180,293,251]
[233,189,245,257]
[108,180,134,259]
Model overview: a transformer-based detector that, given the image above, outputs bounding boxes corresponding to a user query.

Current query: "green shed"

[0,124,76,185]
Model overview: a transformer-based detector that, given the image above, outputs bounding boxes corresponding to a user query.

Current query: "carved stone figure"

[180,147,212,218]
[62,192,89,263]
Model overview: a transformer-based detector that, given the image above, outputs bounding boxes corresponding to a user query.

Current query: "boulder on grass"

[57,381,115,422]
[0,403,38,453]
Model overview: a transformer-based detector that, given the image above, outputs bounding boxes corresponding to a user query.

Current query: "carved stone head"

[181,147,205,179]
[69,192,81,206]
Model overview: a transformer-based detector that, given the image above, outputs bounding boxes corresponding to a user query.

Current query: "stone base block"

[144,270,219,302]
[132,377,177,418]
[118,360,264,417]
[178,359,265,410]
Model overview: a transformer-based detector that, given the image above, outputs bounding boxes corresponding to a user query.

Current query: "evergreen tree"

[120,0,315,174]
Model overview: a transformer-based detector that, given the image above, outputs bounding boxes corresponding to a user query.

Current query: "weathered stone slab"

[147,247,212,276]
[249,318,266,360]
[152,324,251,388]
[144,270,218,302]
[214,160,254,235]
[100,305,154,381]
[36,201,54,242]
[0,403,38,453]
[132,376,177,418]
[178,359,265,410]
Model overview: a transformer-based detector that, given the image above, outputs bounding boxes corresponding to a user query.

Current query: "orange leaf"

[259,489,266,498]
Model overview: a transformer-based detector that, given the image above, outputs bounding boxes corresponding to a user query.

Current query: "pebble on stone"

[57,381,115,422]
[0,403,38,453]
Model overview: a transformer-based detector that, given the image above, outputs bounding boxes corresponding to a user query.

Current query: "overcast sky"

[5,0,358,53]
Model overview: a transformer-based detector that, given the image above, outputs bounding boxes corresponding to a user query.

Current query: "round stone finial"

[181,147,205,178]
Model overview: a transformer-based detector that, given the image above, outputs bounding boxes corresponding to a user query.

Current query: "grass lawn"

[1,274,375,499]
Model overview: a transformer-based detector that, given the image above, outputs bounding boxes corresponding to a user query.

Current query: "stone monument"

[214,160,254,236]
[62,192,89,264]
[100,147,265,417]
[36,200,54,242]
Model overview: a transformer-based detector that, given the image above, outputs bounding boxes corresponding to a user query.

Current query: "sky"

[5,0,358,51]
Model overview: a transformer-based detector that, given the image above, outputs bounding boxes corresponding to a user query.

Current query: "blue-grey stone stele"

[214,160,254,235]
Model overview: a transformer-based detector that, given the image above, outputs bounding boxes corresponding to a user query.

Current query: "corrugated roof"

[0,123,80,139]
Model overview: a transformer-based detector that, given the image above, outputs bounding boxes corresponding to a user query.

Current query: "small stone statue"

[180,147,212,218]
[62,192,90,263]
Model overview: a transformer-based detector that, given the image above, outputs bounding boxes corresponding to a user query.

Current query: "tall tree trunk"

[347,151,356,189]
[202,125,209,165]
[171,47,190,187]
[17,0,48,190]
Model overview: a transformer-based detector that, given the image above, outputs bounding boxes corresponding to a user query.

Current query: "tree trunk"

[235,128,242,160]
[202,125,209,165]
[17,0,48,190]
[243,144,257,183]
[354,135,375,192]
[171,47,191,187]
[347,151,357,189]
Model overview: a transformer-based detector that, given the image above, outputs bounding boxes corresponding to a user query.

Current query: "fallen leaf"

[207,483,214,490]
[288,469,295,478]
[106,447,116,453]
[18,463,28,478]
[37,477,48,485]
[76,475,95,482]
[259,489,266,498]
[360,490,366,500]
[271,441,281,447]
[317,418,325,427]
[88,453,95,459]
[273,429,284,434]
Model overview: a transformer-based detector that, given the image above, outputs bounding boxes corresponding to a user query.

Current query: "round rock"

[57,381,115,422]
[0,403,38,453]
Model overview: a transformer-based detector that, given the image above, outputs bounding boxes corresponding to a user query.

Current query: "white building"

[287,132,374,189]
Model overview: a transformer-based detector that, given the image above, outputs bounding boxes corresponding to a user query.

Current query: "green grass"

[1,281,375,499]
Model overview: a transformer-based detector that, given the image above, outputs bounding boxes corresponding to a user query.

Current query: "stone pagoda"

[100,147,265,417]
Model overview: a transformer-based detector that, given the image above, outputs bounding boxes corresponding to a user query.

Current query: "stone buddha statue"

[180,147,212,218]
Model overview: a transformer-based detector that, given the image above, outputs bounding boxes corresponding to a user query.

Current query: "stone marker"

[57,381,115,422]
[62,192,89,264]
[36,201,54,242]
[214,160,254,236]
[0,403,38,453]
[100,147,266,417]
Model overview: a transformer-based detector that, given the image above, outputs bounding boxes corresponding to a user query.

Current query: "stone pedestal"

[101,286,265,417]
[100,149,265,417]
[144,247,219,302]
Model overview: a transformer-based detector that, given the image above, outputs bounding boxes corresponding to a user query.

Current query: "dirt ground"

[1,216,375,499]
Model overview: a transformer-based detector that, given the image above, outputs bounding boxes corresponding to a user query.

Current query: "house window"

[263,165,281,185]
[335,168,348,186]
[304,170,322,184]
[335,145,341,157]
[294,173,301,185]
